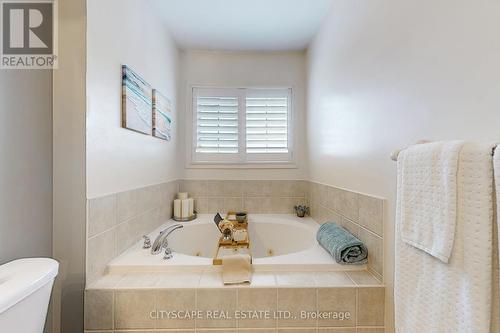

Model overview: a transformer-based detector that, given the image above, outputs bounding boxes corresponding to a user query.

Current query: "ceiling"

[151,0,333,51]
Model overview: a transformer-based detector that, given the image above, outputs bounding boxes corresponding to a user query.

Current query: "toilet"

[0,258,59,333]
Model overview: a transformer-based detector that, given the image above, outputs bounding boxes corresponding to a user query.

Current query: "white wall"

[87,0,180,198]
[307,1,500,331]
[0,71,52,264]
[179,50,308,180]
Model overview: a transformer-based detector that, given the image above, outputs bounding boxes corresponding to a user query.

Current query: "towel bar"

[390,140,432,161]
[390,142,497,161]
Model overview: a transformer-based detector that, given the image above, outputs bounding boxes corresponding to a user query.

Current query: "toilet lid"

[0,258,59,314]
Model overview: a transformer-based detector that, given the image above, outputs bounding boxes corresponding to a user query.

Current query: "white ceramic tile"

[180,179,207,197]
[243,180,267,197]
[114,290,156,329]
[237,288,278,328]
[338,189,359,222]
[207,197,225,212]
[154,272,201,288]
[194,197,209,213]
[222,180,243,197]
[115,273,161,289]
[86,274,124,289]
[358,194,384,237]
[317,288,356,327]
[88,194,117,237]
[224,197,244,212]
[85,290,113,330]
[206,180,225,197]
[346,270,382,286]
[87,229,116,284]
[358,227,383,276]
[116,189,137,223]
[357,287,385,326]
[277,288,317,327]
[249,272,277,287]
[275,272,316,287]
[156,289,196,329]
[313,271,355,287]
[196,289,237,328]
[199,271,225,287]
[340,217,360,237]
[136,186,156,213]
[198,270,270,288]
[114,217,139,255]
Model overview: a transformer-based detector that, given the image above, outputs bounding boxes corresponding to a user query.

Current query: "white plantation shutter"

[196,96,239,153]
[191,87,293,164]
[246,93,289,154]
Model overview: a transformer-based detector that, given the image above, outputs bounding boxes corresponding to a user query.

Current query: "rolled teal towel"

[316,222,368,264]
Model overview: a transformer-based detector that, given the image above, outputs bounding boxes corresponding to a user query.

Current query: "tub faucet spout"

[151,224,183,255]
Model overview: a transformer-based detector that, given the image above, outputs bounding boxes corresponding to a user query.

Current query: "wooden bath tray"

[212,212,251,265]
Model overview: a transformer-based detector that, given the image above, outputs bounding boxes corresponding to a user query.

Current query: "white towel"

[399,141,464,262]
[221,254,252,285]
[395,142,495,333]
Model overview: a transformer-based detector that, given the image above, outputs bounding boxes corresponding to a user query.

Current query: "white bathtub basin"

[168,216,314,258]
[108,214,366,273]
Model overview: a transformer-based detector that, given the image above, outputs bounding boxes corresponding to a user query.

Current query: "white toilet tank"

[0,258,59,333]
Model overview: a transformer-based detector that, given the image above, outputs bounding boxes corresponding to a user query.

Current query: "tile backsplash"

[307,181,385,279]
[179,179,308,214]
[86,180,179,284]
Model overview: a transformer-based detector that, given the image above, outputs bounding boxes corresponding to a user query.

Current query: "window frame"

[187,85,296,168]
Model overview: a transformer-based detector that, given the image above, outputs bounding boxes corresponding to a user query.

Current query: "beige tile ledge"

[84,329,385,332]
[83,329,385,332]
[85,327,385,333]
[82,326,385,332]
[86,270,382,290]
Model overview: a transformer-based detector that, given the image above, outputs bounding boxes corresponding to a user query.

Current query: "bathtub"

[107,214,367,274]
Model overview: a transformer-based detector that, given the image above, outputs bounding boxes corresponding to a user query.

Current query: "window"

[190,87,293,165]
[196,95,239,154]
[246,91,289,155]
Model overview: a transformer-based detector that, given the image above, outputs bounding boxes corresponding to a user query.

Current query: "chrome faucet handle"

[142,235,151,249]
[151,224,183,255]
[163,248,173,260]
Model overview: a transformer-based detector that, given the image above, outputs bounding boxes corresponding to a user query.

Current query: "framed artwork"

[121,65,153,135]
[152,89,173,141]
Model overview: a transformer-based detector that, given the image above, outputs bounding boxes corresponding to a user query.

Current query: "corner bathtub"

[107,214,366,274]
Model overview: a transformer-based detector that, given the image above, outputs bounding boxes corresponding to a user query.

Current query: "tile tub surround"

[179,180,308,214]
[86,180,179,284]
[178,180,383,279]
[86,180,385,284]
[85,271,385,332]
[307,182,384,279]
